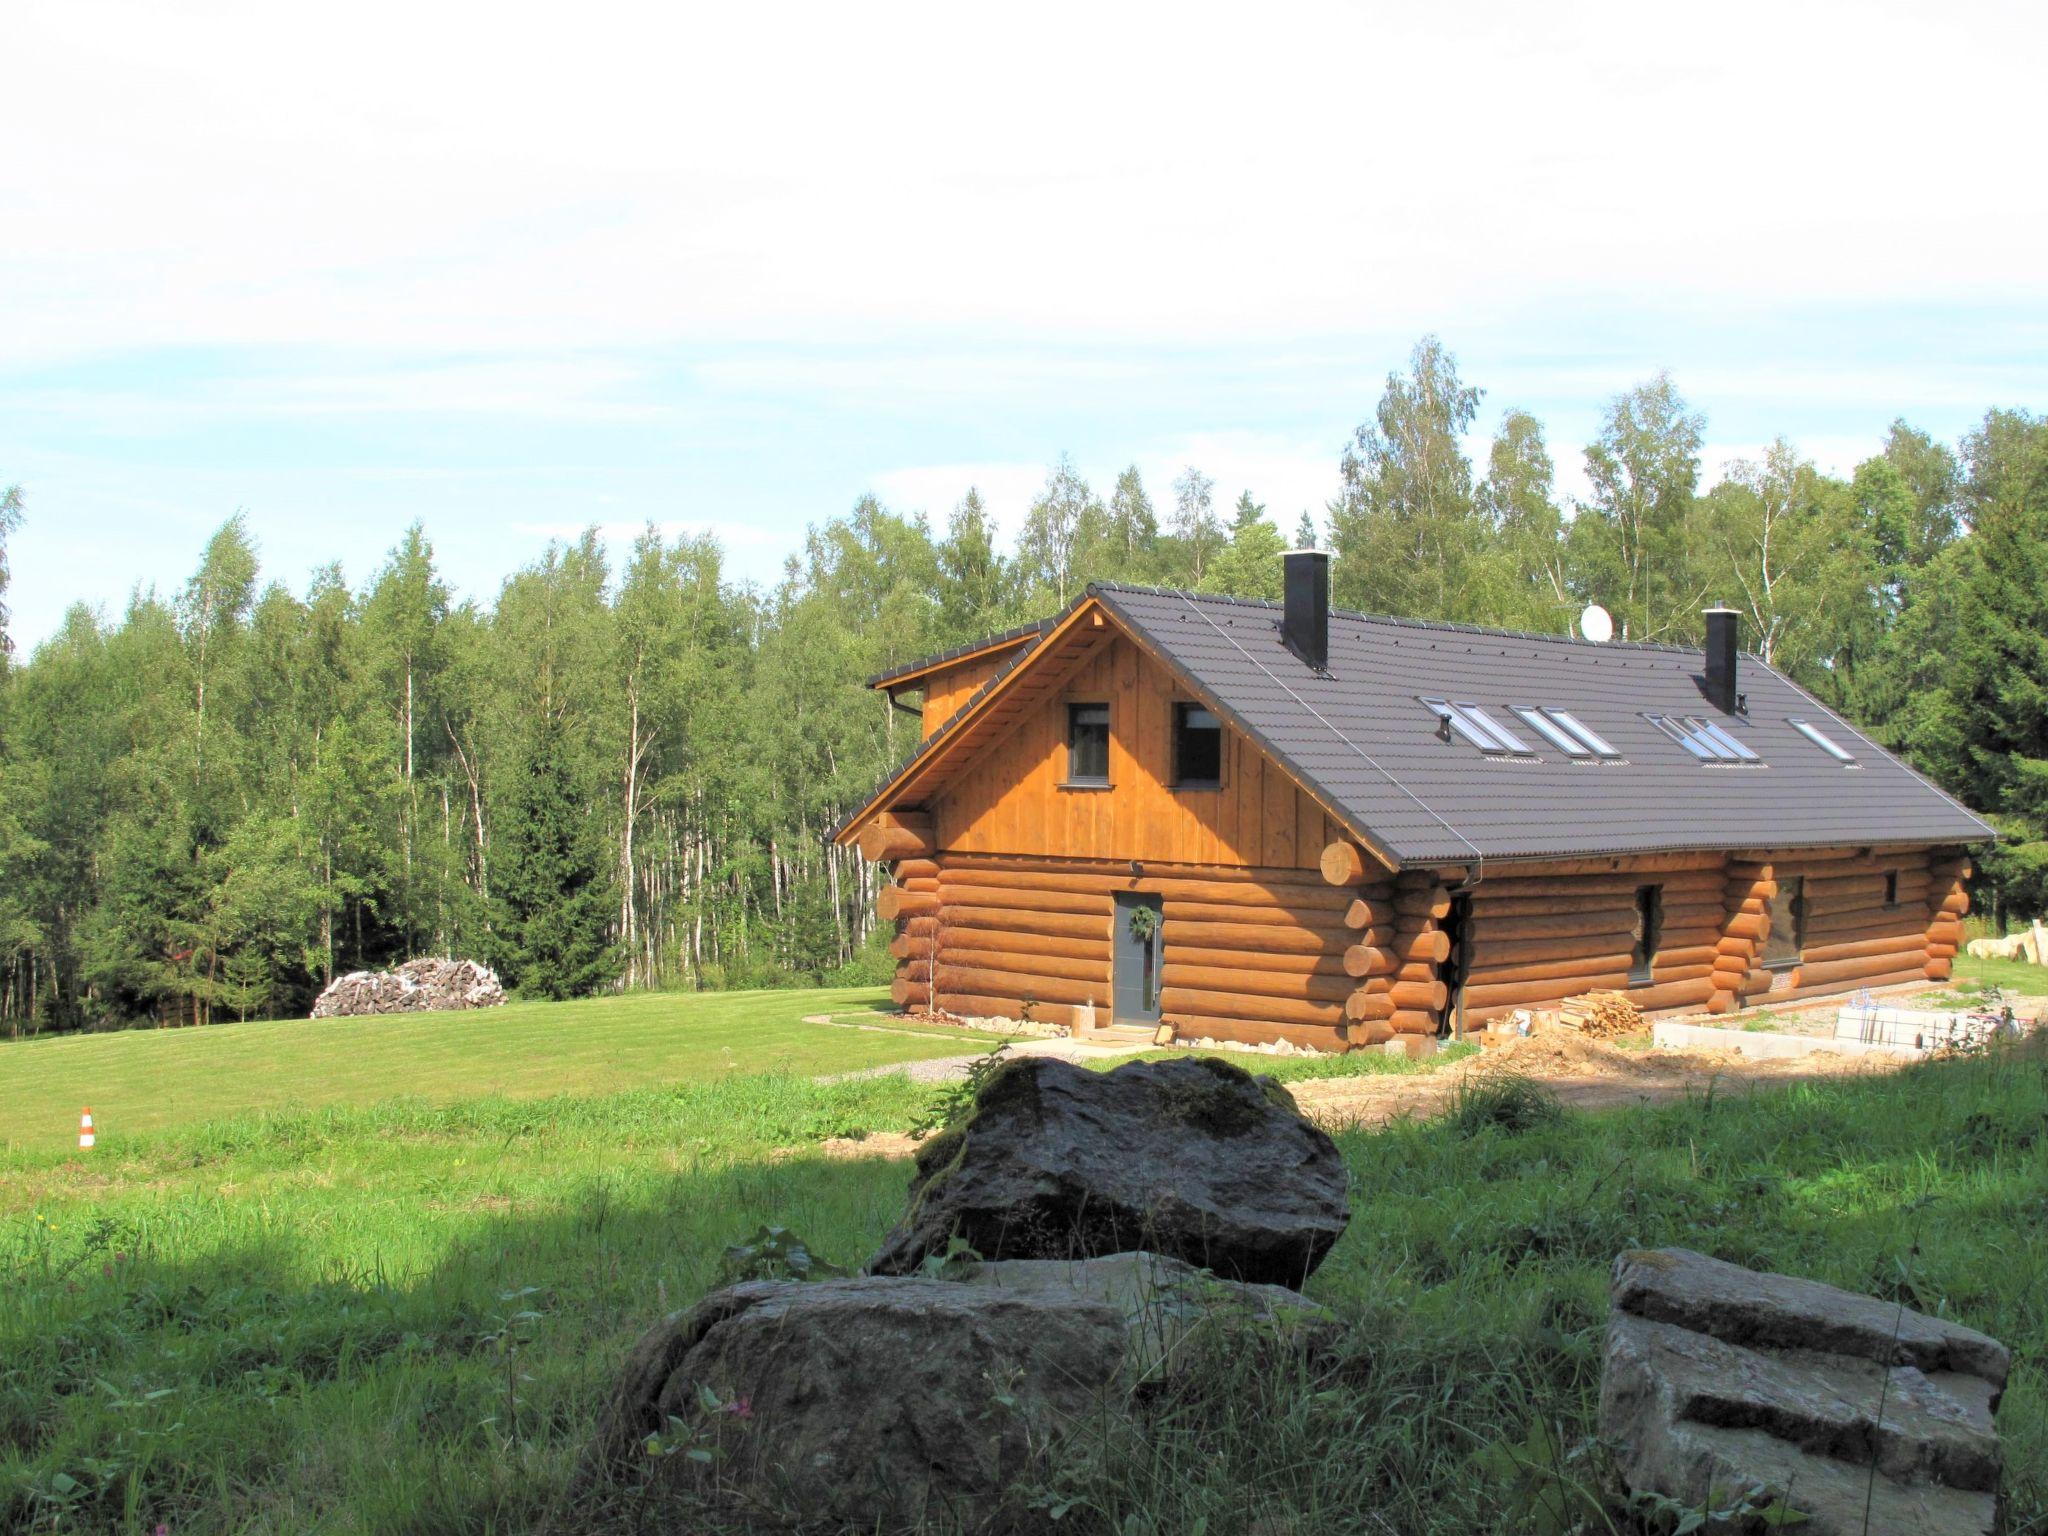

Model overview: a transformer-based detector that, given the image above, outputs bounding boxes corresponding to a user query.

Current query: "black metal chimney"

[1703,606,1740,714]
[1282,550,1330,672]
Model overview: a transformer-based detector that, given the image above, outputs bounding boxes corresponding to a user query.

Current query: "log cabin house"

[834,552,1993,1050]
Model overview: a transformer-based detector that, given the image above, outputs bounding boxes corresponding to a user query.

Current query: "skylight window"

[1788,717,1858,765]
[1647,714,1762,764]
[1514,707,1590,757]
[1419,697,1533,756]
[1460,704,1534,755]
[1540,708,1622,759]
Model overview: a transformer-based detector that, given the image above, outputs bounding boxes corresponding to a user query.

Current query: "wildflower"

[725,1396,754,1420]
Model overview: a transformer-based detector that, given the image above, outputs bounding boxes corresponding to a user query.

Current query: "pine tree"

[491,714,618,998]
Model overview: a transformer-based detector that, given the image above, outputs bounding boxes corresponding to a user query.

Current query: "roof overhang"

[864,624,1044,692]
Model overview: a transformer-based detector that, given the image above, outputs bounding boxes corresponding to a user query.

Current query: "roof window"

[1511,705,1623,760]
[1647,713,1761,763]
[1420,698,1534,757]
[1787,717,1859,765]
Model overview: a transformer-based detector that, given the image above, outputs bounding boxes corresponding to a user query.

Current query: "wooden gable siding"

[932,634,1341,869]
[919,651,1014,741]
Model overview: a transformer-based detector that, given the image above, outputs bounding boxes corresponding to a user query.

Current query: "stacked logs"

[868,813,940,1011]
[1713,860,1773,1012]
[1458,854,1725,1024]
[1321,841,1422,1046]
[1927,853,1969,981]
[1719,849,1949,1004]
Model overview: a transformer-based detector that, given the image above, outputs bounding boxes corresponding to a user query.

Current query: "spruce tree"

[491,714,618,998]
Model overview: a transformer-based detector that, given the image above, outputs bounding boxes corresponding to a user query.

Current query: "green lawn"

[0,988,1003,1153]
[1955,952,2048,999]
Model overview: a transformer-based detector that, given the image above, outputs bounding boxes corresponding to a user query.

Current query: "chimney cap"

[1702,604,1739,615]
[1283,547,1330,559]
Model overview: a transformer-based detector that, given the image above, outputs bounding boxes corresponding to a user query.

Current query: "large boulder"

[867,1055,1350,1287]
[1601,1247,2009,1536]
[585,1252,1327,1532]
[309,957,506,1018]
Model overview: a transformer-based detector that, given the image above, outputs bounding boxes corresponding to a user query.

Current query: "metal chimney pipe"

[1282,550,1330,672]
[1703,606,1740,714]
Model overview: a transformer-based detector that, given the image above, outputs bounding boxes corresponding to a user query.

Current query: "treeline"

[0,338,2042,1032]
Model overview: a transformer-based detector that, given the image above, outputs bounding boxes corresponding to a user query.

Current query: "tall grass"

[2,1045,2044,1533]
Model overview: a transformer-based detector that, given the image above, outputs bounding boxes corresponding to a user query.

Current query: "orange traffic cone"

[78,1108,95,1150]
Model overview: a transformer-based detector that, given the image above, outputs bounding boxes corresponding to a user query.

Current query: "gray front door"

[1112,893,1164,1026]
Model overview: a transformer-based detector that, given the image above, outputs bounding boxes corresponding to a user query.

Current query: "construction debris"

[1561,990,1644,1039]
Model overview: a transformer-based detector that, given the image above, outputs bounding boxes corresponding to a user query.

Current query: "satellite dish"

[1579,604,1614,644]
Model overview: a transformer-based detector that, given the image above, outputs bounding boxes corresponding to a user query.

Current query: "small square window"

[1173,703,1223,787]
[1067,703,1109,784]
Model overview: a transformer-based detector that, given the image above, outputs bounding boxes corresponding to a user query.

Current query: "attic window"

[1419,697,1532,756]
[1513,706,1623,760]
[1172,703,1223,787]
[1067,703,1110,785]
[1788,717,1859,765]
[1647,713,1761,764]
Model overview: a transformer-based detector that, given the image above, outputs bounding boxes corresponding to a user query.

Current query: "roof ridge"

[1085,581,1712,656]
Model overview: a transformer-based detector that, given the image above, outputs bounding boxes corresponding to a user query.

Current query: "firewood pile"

[1560,990,1643,1038]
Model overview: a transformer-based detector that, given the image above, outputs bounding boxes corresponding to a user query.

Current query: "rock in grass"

[867,1055,1350,1287]
[1600,1247,2009,1536]
[309,958,505,1018]
[584,1252,1328,1533]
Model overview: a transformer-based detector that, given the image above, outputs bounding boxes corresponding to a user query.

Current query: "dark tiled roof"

[1090,584,1994,866]
[864,621,1047,690]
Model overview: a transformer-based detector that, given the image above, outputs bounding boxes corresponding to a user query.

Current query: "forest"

[0,338,2043,1033]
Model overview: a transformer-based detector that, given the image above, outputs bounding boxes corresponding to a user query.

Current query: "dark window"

[1884,869,1899,907]
[1631,884,1662,984]
[1067,703,1110,784]
[1764,875,1805,967]
[1173,703,1222,786]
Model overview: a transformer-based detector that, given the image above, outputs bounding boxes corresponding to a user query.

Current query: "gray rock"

[867,1055,1350,1287]
[585,1252,1329,1532]
[309,958,506,1018]
[1601,1247,2007,1536]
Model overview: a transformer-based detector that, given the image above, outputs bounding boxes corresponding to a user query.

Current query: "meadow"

[0,979,2044,1534]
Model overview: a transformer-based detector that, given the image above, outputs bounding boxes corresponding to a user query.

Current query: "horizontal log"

[1462,951,1635,988]
[1394,961,1438,985]
[937,882,1113,916]
[948,948,1109,985]
[934,866,1346,905]
[1474,906,1637,942]
[1344,944,1395,979]
[1401,928,1452,965]
[1159,1012,1346,1051]
[1794,951,1932,989]
[1463,975,1628,1010]
[1802,914,1932,947]
[1344,1018,1395,1047]
[1797,932,1933,965]
[1925,957,1952,981]
[1390,979,1448,1012]
[1164,920,1338,955]
[1655,944,1720,971]
[1344,898,1394,930]
[1938,892,1970,917]
[933,992,1084,1029]
[860,818,935,863]
[888,933,936,961]
[1476,869,1725,902]
[1393,889,1452,922]
[1344,989,1395,1022]
[942,854,1332,887]
[1706,990,1739,1015]
[1493,851,1727,878]
[1468,930,1645,969]
[891,975,928,1008]
[936,966,1102,1007]
[1762,966,1928,1005]
[1927,918,1963,945]
[1159,986,1343,1028]
[1724,912,1767,943]
[1172,944,1352,979]
[877,886,939,922]
[1162,964,1355,1005]
[891,857,940,883]
[1928,942,1957,962]
[1163,899,1352,931]
[941,905,1107,940]
[1320,841,1371,886]
[939,926,1108,962]
[1388,1008,1438,1035]
[1618,978,1717,1013]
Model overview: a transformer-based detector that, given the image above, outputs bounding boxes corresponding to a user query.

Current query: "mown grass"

[0,989,1013,1153]
[1954,953,2048,999]
[3,1028,2043,1534]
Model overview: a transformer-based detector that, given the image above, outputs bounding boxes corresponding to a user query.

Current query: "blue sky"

[5,0,2044,650]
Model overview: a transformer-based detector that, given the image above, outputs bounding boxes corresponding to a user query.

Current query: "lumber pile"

[1559,990,1642,1038]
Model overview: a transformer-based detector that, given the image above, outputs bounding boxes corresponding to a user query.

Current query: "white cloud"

[4,0,2043,365]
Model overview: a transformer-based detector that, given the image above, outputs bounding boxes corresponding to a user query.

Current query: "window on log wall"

[1764,876,1806,968]
[1172,703,1222,788]
[1631,884,1663,984]
[1067,702,1110,785]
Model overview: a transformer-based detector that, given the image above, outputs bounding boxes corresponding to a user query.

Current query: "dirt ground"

[799,1026,1909,1160]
